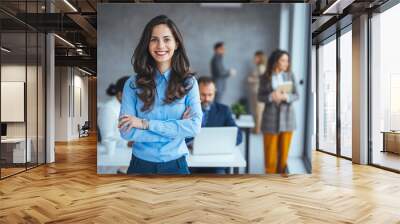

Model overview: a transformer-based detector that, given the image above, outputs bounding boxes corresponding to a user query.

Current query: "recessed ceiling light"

[54,34,75,48]
[77,67,92,76]
[63,0,78,12]
[1,47,11,53]
[322,0,354,15]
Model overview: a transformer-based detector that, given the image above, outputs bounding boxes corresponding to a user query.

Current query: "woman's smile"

[154,50,169,56]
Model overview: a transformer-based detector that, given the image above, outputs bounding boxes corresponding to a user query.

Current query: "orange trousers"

[263,132,293,174]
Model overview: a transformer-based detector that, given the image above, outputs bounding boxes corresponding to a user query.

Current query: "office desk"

[187,147,246,174]
[97,144,246,174]
[97,144,131,166]
[1,138,31,164]
[234,114,255,173]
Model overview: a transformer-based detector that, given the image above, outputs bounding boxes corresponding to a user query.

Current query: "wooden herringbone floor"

[1,135,400,224]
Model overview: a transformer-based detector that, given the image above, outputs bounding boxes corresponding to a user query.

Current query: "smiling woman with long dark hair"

[118,15,202,175]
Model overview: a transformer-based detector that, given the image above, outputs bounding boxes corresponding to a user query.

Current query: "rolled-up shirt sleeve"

[148,77,203,139]
[119,77,170,142]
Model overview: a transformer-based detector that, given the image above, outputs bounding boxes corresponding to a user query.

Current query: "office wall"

[54,67,89,141]
[73,73,89,138]
[1,63,45,168]
[88,77,97,133]
[55,67,69,141]
[1,65,41,138]
[1,65,25,138]
[290,5,310,165]
[98,3,280,106]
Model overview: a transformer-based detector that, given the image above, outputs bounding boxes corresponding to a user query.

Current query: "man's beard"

[201,101,212,111]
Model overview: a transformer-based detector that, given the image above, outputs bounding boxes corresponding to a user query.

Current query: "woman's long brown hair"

[132,15,193,112]
[264,49,291,80]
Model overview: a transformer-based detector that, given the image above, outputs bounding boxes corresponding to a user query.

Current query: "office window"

[318,37,337,154]
[339,29,352,158]
[371,3,400,171]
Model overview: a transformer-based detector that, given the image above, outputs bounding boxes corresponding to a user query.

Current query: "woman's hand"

[271,90,287,104]
[182,107,191,119]
[119,115,143,132]
[282,92,288,102]
[271,91,281,104]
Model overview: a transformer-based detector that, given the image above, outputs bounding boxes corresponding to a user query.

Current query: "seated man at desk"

[187,76,243,174]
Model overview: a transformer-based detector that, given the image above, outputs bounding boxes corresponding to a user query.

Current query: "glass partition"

[0,1,46,179]
[1,30,28,177]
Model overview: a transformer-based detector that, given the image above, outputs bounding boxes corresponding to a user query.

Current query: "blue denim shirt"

[119,69,203,162]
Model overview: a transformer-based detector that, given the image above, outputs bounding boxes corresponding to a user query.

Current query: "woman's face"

[276,54,289,72]
[148,24,177,67]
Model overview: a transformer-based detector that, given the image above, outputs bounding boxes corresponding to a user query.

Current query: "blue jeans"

[189,167,227,174]
[126,154,190,175]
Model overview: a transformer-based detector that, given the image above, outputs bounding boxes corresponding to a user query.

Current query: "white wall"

[1,63,46,164]
[54,67,89,141]
[1,65,38,137]
[1,65,26,140]
[55,67,67,141]
[72,72,89,138]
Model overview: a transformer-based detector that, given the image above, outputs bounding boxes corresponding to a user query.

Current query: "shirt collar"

[156,68,172,82]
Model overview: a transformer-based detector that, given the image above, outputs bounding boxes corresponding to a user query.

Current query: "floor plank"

[0,135,399,223]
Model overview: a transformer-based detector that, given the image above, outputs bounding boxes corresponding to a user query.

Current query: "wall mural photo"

[97,3,313,175]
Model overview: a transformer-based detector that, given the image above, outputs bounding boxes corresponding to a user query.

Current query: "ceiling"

[0,0,391,75]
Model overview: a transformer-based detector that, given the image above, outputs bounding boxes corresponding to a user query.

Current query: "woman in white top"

[247,51,267,133]
[98,76,130,155]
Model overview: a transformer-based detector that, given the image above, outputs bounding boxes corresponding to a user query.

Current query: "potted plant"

[231,103,246,119]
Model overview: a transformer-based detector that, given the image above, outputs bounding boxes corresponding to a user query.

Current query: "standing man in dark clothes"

[210,42,236,102]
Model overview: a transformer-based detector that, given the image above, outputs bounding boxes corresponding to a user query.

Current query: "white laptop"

[192,127,237,155]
